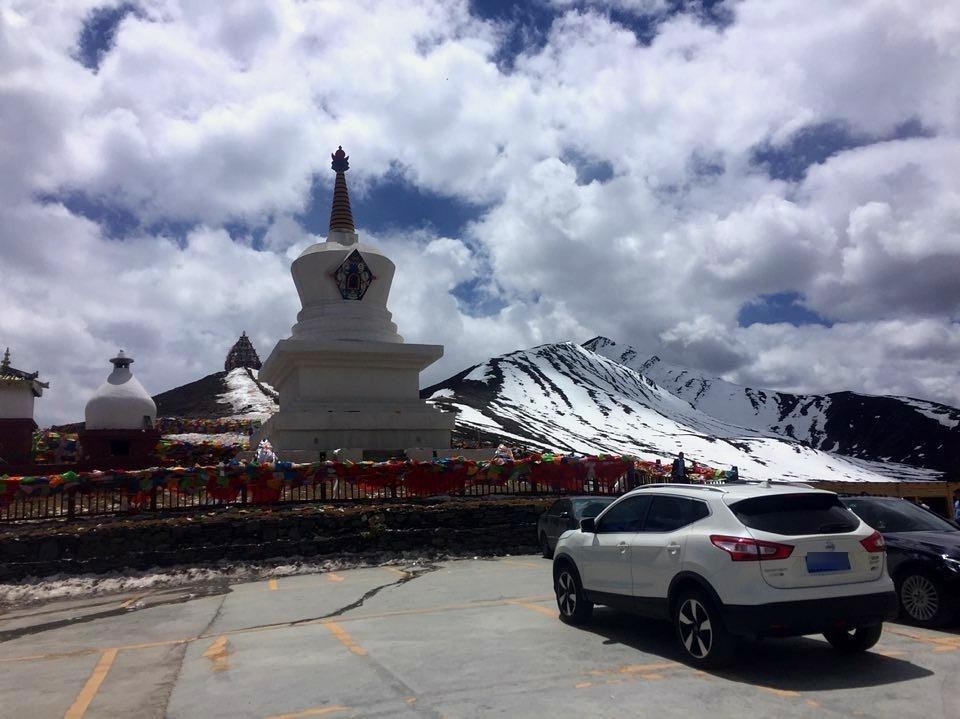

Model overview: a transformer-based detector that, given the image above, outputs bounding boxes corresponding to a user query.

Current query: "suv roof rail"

[723,478,816,489]
[633,483,728,493]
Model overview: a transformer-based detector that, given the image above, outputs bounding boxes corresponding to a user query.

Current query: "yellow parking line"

[886,627,960,650]
[64,647,118,719]
[0,648,101,665]
[587,662,679,677]
[323,621,367,656]
[266,705,350,719]
[0,594,555,665]
[501,559,540,569]
[507,599,556,617]
[268,579,279,591]
[119,591,152,609]
[202,636,231,672]
[326,573,345,583]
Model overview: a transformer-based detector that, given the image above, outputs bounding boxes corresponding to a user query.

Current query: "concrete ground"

[0,556,958,718]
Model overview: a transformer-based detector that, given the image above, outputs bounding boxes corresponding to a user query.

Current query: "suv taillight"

[859,530,885,553]
[710,535,794,561]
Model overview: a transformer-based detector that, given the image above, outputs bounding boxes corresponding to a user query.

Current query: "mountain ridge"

[422,341,943,482]
[582,336,959,473]
[147,336,956,481]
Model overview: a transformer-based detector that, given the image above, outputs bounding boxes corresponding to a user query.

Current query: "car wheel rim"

[557,571,577,616]
[678,598,713,659]
[901,575,939,621]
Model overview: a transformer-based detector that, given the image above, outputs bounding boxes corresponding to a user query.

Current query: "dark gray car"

[537,496,617,558]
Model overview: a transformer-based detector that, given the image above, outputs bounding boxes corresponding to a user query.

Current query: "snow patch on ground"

[217,368,278,419]
[464,364,495,383]
[446,403,504,430]
[895,397,960,430]
[840,456,946,481]
[0,554,454,607]
[163,432,250,445]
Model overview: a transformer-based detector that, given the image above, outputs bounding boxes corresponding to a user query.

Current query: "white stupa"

[85,351,157,430]
[256,147,454,456]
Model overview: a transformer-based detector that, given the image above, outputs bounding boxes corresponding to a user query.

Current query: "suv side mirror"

[559,511,570,518]
[580,517,596,533]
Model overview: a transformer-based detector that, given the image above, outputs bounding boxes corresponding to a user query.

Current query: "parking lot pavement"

[1,556,959,718]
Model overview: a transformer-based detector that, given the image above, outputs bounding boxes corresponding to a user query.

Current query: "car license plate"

[805,552,851,573]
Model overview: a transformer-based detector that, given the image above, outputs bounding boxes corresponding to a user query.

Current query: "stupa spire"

[328,146,355,234]
[225,331,262,371]
[110,350,133,369]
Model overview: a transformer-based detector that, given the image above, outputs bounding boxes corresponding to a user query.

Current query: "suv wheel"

[823,624,882,653]
[540,533,553,559]
[674,591,735,668]
[899,572,951,627]
[555,564,592,624]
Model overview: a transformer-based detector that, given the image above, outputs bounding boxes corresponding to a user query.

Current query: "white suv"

[552,482,898,667]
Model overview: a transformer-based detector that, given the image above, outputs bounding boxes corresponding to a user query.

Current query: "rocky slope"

[583,336,959,473]
[422,342,941,482]
[153,367,277,420]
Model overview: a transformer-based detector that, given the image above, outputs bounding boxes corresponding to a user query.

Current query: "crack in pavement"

[296,564,440,625]
[0,583,233,643]
[189,565,442,640]
[312,565,445,719]
[0,563,439,644]
[0,596,129,621]
[157,593,230,719]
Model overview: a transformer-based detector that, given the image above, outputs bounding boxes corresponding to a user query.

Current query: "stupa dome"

[289,146,402,343]
[84,351,157,430]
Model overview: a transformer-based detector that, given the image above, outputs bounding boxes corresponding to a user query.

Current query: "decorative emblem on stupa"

[334,249,374,300]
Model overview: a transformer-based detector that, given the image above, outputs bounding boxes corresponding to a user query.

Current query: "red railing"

[0,456,646,522]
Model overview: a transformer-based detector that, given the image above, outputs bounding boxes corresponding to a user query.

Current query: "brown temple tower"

[225,332,262,372]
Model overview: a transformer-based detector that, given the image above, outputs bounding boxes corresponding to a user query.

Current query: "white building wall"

[0,385,35,419]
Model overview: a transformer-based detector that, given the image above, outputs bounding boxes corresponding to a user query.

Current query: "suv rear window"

[729,493,860,536]
[644,496,710,532]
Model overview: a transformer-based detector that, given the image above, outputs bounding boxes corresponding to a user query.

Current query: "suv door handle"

[667,542,681,555]
[618,542,628,554]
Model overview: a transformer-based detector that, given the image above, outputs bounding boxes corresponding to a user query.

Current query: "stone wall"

[0,497,554,581]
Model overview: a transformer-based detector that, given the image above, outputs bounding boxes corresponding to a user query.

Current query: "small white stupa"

[256,146,454,456]
[81,351,160,465]
[85,351,156,430]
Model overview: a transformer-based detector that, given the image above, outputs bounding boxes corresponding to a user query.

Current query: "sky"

[2,0,959,426]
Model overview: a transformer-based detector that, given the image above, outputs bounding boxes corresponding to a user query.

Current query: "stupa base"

[254,401,454,455]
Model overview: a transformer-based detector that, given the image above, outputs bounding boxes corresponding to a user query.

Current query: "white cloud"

[730,320,960,405]
[1,0,959,425]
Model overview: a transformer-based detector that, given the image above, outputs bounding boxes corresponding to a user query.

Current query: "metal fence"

[0,474,639,523]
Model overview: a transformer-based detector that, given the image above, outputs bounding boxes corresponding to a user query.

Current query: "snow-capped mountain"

[582,336,959,473]
[153,367,278,420]
[422,342,942,482]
